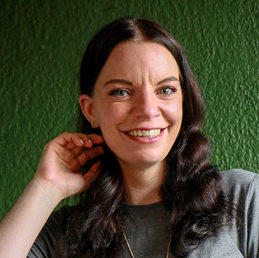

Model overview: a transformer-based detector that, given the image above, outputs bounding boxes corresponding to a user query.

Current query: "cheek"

[164,101,183,123]
[93,101,129,128]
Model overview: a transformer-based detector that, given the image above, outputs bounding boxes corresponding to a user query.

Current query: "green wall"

[1,0,258,220]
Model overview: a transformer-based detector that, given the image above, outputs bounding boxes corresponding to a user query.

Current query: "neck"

[118,160,166,205]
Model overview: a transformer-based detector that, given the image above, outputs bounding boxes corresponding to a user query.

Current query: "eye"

[158,87,177,95]
[109,89,129,97]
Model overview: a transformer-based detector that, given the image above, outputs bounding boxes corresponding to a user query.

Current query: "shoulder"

[219,169,259,257]
[220,169,259,197]
[220,169,259,229]
[220,169,259,209]
[220,168,258,183]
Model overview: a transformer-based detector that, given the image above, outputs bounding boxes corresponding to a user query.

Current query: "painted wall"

[1,0,258,220]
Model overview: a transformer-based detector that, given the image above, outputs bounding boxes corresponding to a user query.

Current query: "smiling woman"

[80,42,183,174]
[0,18,259,258]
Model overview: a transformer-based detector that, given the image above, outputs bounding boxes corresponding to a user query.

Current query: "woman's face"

[81,41,183,170]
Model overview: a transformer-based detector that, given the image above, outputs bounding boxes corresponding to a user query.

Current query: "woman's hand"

[0,132,104,257]
[33,132,104,200]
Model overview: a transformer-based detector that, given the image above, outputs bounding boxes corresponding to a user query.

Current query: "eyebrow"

[157,76,179,85]
[104,76,179,87]
[104,79,132,87]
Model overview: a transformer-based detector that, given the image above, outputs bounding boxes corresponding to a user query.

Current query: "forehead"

[97,41,180,80]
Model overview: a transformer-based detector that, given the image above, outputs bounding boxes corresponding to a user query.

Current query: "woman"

[0,18,258,258]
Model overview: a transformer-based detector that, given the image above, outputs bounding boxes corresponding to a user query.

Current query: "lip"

[122,127,166,143]
[124,127,165,132]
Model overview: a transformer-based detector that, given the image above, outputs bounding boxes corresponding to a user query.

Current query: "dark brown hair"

[65,17,233,257]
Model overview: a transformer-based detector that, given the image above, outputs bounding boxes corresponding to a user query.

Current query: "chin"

[120,153,167,167]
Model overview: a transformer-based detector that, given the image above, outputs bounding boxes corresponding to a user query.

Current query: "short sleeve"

[27,206,70,258]
[240,173,259,258]
[222,169,259,258]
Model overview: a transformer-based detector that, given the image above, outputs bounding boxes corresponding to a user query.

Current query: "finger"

[63,146,103,173]
[87,134,104,145]
[68,146,85,156]
[64,157,82,172]
[73,134,94,148]
[68,138,103,156]
[64,133,104,149]
[47,133,104,162]
[52,132,103,148]
[65,141,78,150]
[84,161,102,186]
[77,146,104,167]
[64,135,95,150]
[52,144,80,167]
[55,132,85,148]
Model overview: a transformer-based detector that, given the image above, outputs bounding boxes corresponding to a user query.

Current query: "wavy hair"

[63,18,233,257]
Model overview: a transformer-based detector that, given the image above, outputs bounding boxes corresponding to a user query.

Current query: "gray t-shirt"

[27,169,259,258]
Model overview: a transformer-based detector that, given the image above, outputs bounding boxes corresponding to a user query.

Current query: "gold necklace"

[121,226,172,258]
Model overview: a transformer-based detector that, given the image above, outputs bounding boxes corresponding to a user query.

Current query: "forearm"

[0,179,62,258]
[0,132,103,257]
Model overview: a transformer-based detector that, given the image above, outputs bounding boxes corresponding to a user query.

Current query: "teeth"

[127,129,161,138]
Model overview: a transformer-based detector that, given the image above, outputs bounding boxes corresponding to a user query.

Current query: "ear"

[79,94,98,127]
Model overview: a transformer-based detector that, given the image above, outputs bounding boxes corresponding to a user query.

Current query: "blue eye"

[159,87,176,95]
[110,89,129,97]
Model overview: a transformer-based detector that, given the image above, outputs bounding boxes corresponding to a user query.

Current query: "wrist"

[0,176,63,257]
[30,177,64,205]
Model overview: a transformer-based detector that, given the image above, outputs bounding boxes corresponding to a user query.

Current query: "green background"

[1,0,258,221]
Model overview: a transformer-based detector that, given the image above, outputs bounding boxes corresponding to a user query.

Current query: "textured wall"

[1,0,258,220]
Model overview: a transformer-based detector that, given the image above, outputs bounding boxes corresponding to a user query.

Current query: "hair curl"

[62,18,233,257]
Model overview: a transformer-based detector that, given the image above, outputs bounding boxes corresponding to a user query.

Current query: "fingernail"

[88,139,93,143]
[79,139,84,144]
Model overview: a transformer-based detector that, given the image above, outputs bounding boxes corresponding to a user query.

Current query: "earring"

[91,122,94,127]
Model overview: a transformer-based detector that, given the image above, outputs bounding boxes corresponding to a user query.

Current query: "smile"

[126,129,161,138]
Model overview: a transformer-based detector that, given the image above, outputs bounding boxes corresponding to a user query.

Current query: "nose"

[133,90,160,119]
